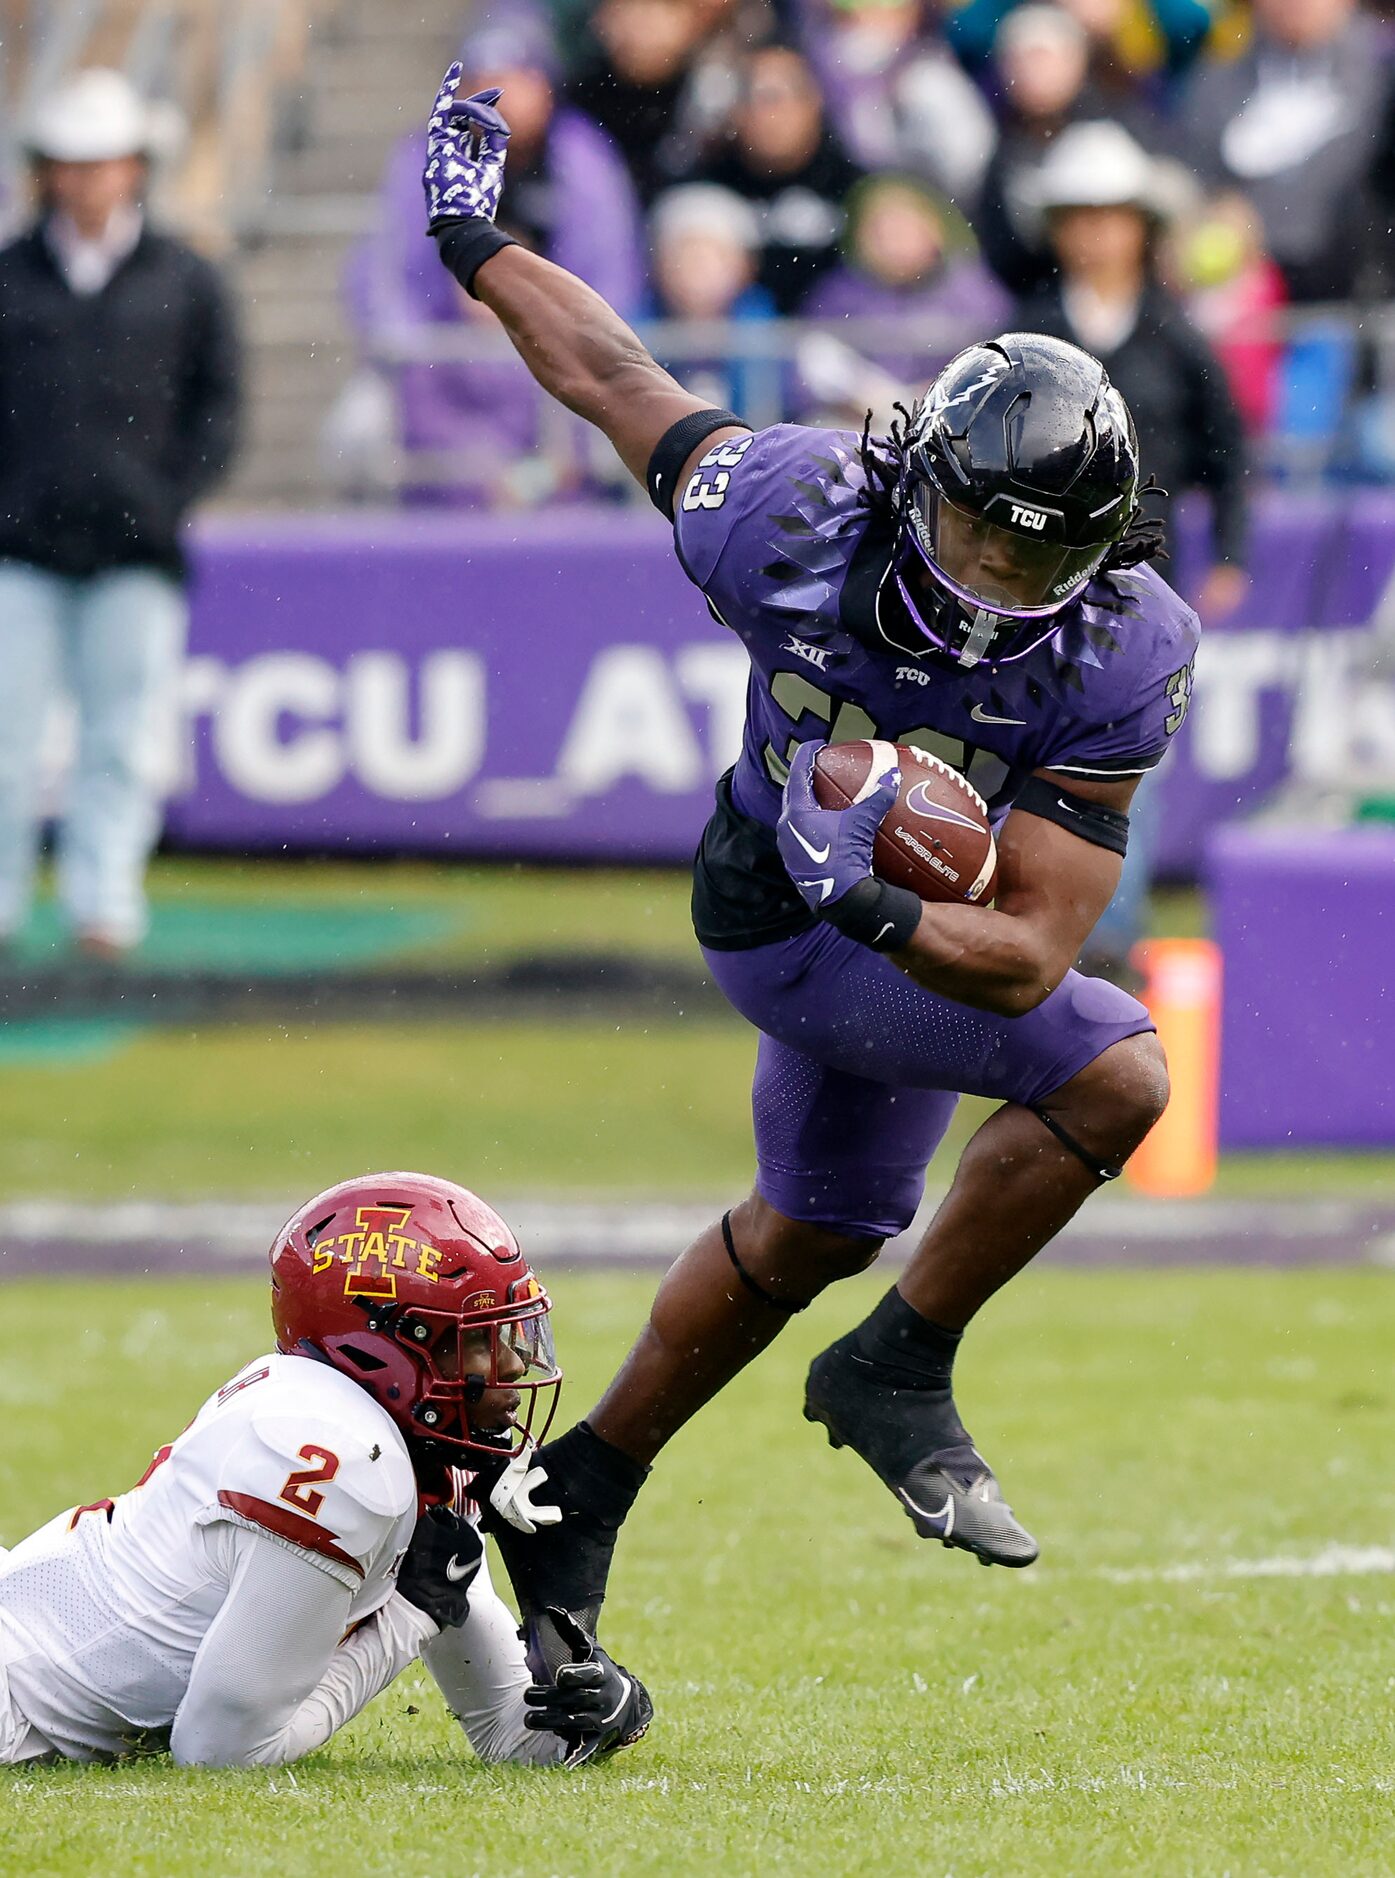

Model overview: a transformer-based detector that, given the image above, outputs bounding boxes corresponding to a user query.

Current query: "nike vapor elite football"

[813,739,998,907]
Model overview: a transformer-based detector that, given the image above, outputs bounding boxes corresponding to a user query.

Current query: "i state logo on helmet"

[307,1202,445,1299]
[270,1172,561,1457]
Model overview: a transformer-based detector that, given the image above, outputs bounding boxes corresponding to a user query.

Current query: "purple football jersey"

[674,424,1199,834]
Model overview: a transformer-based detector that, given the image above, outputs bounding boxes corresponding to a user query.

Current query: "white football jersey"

[0,1353,417,1760]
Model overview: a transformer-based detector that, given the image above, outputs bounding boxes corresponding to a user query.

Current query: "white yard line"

[2,1194,1393,1271]
[1099,1544,1395,1584]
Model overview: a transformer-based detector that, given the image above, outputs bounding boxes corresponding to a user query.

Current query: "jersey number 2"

[279,1444,340,1520]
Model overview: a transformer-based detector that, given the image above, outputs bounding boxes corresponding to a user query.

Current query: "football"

[812,739,999,906]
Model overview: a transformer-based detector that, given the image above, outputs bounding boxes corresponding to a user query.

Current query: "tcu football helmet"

[270,1171,560,1459]
[888,332,1141,667]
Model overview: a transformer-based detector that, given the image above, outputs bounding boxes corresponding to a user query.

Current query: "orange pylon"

[1124,938,1222,1196]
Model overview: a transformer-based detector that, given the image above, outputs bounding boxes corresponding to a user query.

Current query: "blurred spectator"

[693,42,865,311]
[1058,0,1214,97]
[946,0,1220,79]
[975,5,1164,296]
[1016,120,1247,979]
[1180,0,1392,301]
[1170,190,1288,434]
[359,16,646,338]
[644,185,782,415]
[1019,121,1247,608]
[0,70,239,959]
[389,295,590,510]
[344,16,645,508]
[798,0,998,204]
[565,0,715,202]
[798,174,1011,419]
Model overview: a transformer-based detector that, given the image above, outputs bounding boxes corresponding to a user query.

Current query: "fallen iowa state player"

[0,1174,650,1767]
[419,71,1197,1634]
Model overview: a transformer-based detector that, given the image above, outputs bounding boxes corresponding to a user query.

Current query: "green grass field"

[3,1010,1394,1204]
[3,860,1393,1203]
[3,859,1394,1872]
[3,1267,1395,1877]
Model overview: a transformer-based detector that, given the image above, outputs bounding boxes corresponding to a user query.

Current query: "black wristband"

[821,877,922,952]
[432,219,519,298]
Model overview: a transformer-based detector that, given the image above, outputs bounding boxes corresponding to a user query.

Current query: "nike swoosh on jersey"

[969,703,1027,727]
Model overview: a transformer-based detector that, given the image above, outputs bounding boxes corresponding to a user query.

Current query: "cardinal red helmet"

[269,1171,560,1459]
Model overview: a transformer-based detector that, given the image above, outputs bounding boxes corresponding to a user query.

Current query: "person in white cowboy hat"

[1016,116,1248,985]
[0,69,240,962]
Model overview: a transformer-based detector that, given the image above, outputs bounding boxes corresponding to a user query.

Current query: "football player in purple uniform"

[422,71,1194,1624]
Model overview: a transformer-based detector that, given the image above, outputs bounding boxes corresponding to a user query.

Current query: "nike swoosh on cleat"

[897,1487,955,1538]
[786,823,832,865]
[445,1554,474,1582]
[969,703,1027,727]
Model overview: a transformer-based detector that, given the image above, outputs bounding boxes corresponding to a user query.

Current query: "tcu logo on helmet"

[1009,504,1048,531]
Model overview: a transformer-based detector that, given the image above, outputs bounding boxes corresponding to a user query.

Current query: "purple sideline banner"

[1209,825,1395,1149]
[168,492,1395,871]
[170,509,745,859]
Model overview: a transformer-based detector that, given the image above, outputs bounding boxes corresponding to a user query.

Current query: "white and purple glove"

[423,63,511,231]
[777,740,898,911]
[776,741,921,953]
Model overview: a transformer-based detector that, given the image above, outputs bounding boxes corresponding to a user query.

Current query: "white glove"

[489,1447,562,1535]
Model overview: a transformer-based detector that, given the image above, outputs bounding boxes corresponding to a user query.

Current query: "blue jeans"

[0,562,187,945]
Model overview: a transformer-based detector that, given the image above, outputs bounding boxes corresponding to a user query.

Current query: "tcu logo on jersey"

[1009,504,1048,531]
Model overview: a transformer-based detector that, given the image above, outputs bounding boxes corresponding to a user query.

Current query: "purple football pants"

[702,921,1154,1239]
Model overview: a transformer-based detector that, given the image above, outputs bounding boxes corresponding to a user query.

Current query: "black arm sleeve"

[646,409,748,518]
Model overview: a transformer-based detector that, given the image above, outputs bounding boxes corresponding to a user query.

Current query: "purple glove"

[776,740,900,913]
[423,63,511,231]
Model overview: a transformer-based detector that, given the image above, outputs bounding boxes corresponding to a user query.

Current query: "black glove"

[522,1606,653,1767]
[395,1507,483,1631]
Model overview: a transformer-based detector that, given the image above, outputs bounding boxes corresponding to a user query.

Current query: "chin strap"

[1030,1107,1122,1183]
[955,608,1000,668]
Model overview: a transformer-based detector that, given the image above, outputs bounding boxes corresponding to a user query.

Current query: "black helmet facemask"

[881,334,1142,668]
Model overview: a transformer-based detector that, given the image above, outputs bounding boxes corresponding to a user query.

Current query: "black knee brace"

[1030,1108,1123,1183]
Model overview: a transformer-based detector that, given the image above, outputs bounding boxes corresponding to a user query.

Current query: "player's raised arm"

[423,67,749,505]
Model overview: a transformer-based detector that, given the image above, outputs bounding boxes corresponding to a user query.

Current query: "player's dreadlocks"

[856,403,1169,593]
[855,404,910,520]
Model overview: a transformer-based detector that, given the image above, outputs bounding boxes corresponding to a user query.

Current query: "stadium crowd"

[348,0,1395,510]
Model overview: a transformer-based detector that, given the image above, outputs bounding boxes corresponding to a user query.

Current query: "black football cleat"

[804,1336,1039,1568]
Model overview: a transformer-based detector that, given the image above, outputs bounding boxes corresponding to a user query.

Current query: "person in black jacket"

[690,42,865,313]
[1016,118,1248,981]
[0,69,239,959]
[1018,119,1248,615]
[977,6,1169,300]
